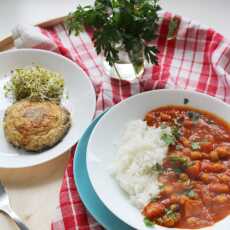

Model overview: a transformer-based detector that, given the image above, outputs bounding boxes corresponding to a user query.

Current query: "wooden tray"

[0,16,66,52]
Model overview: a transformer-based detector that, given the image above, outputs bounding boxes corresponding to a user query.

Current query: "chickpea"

[210,150,219,162]
[190,151,202,160]
[162,212,181,227]
[184,120,193,128]
[178,195,189,205]
[169,194,181,204]
[200,141,213,152]
[179,173,189,182]
[215,146,230,159]
[181,137,190,147]
[186,161,201,178]
[182,147,191,156]
[200,173,218,183]
[218,174,230,183]
[160,113,172,122]
[145,113,154,126]
[209,183,230,193]
[187,217,199,225]
[143,202,165,219]
[214,194,229,203]
[202,162,226,173]
[161,185,174,195]
[162,216,176,227]
[211,163,226,172]
[200,173,210,183]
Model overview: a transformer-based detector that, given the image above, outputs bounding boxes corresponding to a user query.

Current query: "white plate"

[87,89,230,230]
[0,49,96,168]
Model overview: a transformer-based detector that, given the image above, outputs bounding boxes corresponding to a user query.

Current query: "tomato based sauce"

[143,106,230,228]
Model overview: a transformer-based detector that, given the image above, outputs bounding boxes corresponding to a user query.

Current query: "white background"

[0,0,230,229]
[1,0,230,40]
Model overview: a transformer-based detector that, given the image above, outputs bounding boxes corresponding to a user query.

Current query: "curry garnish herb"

[183,189,198,198]
[183,98,189,105]
[207,119,214,125]
[191,142,201,150]
[151,197,158,202]
[187,111,200,122]
[144,217,155,227]
[152,163,164,174]
[161,133,176,146]
[160,123,167,129]
[171,126,181,139]
[159,184,166,190]
[173,167,183,174]
[169,155,194,173]
[174,117,184,126]
[165,208,177,220]
[151,195,161,202]
[169,155,188,165]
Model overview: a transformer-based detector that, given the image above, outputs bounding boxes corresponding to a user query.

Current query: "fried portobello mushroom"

[4,100,71,152]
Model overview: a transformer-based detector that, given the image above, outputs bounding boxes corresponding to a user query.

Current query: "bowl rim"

[86,89,230,230]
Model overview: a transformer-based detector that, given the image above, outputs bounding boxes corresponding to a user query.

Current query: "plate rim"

[0,48,96,168]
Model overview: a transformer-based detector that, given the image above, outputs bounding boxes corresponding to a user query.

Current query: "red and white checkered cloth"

[12,12,230,230]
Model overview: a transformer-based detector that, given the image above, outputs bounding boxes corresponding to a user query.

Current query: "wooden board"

[0,16,66,52]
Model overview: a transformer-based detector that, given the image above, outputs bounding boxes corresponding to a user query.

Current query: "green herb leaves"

[191,142,201,150]
[160,123,167,129]
[165,207,177,221]
[152,163,164,174]
[183,189,198,198]
[187,111,200,122]
[161,133,176,146]
[94,29,120,65]
[169,155,194,173]
[159,184,166,190]
[207,119,214,124]
[169,155,189,166]
[67,0,161,67]
[144,46,159,65]
[171,126,181,139]
[144,217,155,227]
[160,126,180,146]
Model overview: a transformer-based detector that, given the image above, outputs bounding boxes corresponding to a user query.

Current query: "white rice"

[113,120,170,209]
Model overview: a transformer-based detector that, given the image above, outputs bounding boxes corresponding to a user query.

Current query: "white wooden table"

[0,0,230,229]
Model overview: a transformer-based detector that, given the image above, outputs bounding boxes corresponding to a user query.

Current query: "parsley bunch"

[67,0,161,69]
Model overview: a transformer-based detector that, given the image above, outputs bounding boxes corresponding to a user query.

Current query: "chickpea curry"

[143,106,230,229]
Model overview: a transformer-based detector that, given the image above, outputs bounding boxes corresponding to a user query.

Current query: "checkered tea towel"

[12,12,230,230]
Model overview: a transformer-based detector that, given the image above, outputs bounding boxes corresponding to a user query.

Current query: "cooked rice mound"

[113,120,170,209]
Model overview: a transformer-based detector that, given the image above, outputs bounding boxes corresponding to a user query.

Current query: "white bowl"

[87,89,230,230]
[0,49,96,168]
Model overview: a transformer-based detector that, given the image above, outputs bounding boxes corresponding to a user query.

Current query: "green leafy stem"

[67,0,178,70]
